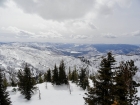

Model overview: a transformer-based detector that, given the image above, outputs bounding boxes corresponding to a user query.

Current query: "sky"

[0,0,140,44]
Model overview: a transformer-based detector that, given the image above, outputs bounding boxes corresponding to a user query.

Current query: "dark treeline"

[0,52,140,105]
[84,52,140,105]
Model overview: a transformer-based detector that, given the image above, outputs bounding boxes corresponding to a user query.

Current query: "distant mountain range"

[0,42,140,74]
[32,43,140,57]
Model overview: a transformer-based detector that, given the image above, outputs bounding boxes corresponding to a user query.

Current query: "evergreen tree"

[52,64,59,85]
[114,62,128,105]
[68,67,72,80]
[84,52,115,105]
[47,69,52,82]
[43,72,47,82]
[71,66,78,84]
[58,60,67,84]
[38,73,43,83]
[125,60,139,105]
[0,69,12,105]
[17,69,24,91]
[3,73,8,89]
[79,67,89,90]
[114,60,139,105]
[18,64,35,100]
[10,78,17,87]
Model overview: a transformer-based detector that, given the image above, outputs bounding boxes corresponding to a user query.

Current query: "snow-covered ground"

[7,81,140,105]
[7,82,86,105]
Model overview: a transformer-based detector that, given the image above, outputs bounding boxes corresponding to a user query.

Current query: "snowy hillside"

[0,42,140,75]
[0,43,140,73]
[7,82,86,105]
[0,43,87,72]
[1,42,140,105]
[6,81,140,105]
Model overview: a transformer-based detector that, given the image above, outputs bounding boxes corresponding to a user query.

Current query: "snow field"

[7,82,86,105]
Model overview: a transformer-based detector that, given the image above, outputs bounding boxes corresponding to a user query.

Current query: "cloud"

[34,31,63,39]
[115,0,132,8]
[124,30,140,37]
[103,33,117,38]
[0,0,8,7]
[1,0,133,21]
[13,0,95,21]
[1,26,35,38]
[70,34,88,39]
[132,30,140,36]
[88,23,97,29]
[0,0,130,25]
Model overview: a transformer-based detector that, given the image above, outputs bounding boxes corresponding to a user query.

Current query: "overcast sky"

[0,0,140,44]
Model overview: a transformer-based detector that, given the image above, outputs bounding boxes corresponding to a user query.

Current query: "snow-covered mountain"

[0,42,140,75]
[0,43,88,73]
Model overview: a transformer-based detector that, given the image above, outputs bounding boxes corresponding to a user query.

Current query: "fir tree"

[84,52,115,105]
[47,69,52,82]
[58,60,67,84]
[10,78,17,87]
[114,60,139,105]
[18,64,35,100]
[3,73,8,89]
[79,67,89,90]
[68,67,72,81]
[52,64,59,85]
[17,69,24,91]
[43,72,47,82]
[0,69,12,105]
[125,60,139,105]
[114,62,128,105]
[38,73,43,83]
[71,66,78,84]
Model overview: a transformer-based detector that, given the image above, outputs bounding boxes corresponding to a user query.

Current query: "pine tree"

[38,73,43,83]
[47,69,52,82]
[58,60,67,84]
[0,69,12,105]
[114,60,139,105]
[125,60,139,105]
[18,64,36,100]
[114,62,128,105]
[71,66,78,84]
[10,78,17,87]
[68,67,72,80]
[84,52,115,105]
[52,64,59,85]
[3,73,8,89]
[43,72,47,82]
[17,69,24,92]
[79,67,89,90]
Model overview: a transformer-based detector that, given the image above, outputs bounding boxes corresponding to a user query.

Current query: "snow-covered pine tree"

[0,69,12,105]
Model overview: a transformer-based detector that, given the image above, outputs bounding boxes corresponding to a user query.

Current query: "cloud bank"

[13,0,95,21]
